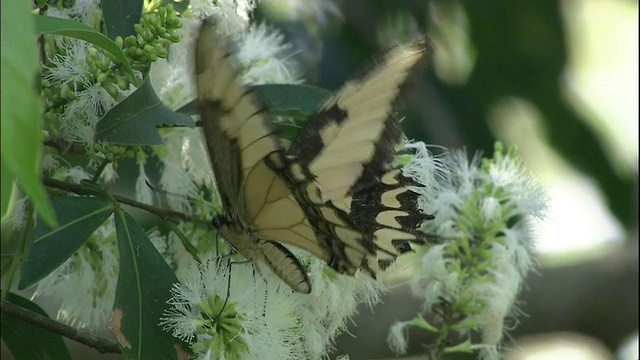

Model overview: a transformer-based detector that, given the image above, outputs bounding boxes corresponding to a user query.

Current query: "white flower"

[55,166,92,183]
[5,198,30,230]
[161,257,306,360]
[135,162,153,205]
[387,320,413,355]
[389,144,546,358]
[190,0,255,34]
[236,23,303,85]
[44,39,92,96]
[33,217,119,331]
[297,256,386,358]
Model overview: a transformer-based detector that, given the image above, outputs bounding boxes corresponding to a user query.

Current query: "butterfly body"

[196,18,429,292]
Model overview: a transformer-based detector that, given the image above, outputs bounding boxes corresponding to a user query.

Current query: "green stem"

[165,221,202,264]
[2,204,35,300]
[91,160,111,183]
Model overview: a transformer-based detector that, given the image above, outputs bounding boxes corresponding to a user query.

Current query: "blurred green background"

[257,0,638,359]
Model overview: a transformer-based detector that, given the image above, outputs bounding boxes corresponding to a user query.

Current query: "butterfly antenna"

[145,180,183,198]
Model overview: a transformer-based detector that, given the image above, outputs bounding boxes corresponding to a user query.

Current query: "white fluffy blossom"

[33,218,119,331]
[160,257,306,360]
[388,143,546,359]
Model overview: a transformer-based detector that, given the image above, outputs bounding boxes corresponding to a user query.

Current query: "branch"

[43,177,193,222]
[0,299,121,354]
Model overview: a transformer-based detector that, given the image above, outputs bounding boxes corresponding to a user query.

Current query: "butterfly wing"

[283,41,430,275]
[288,41,427,202]
[219,225,311,293]
[196,19,282,221]
[196,19,332,291]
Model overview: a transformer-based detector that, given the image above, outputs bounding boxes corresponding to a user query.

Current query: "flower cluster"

[389,143,546,359]
[160,256,383,360]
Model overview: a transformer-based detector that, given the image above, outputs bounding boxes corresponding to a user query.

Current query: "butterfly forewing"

[287,41,427,203]
[197,19,320,292]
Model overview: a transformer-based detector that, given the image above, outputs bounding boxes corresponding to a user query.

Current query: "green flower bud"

[167,31,180,42]
[103,83,119,98]
[158,6,167,19]
[96,72,108,83]
[155,24,167,37]
[116,76,129,90]
[143,44,156,55]
[101,50,119,65]
[154,44,167,58]
[144,29,155,42]
[124,35,138,48]
[96,58,111,72]
[133,23,144,36]
[86,56,98,73]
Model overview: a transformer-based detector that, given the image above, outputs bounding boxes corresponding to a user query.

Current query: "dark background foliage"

[256,0,638,359]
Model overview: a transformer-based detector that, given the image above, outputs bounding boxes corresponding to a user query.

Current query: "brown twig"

[1,299,121,354]
[43,177,193,222]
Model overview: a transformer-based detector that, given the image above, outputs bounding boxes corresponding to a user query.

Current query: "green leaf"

[162,0,190,13]
[254,84,330,119]
[1,159,14,218]
[33,14,134,76]
[175,84,327,141]
[102,0,143,40]
[176,84,330,119]
[96,78,195,145]
[175,99,197,116]
[1,2,57,227]
[19,196,114,289]
[1,197,38,281]
[1,293,72,360]
[111,210,187,359]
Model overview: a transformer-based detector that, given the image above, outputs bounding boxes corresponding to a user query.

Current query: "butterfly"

[195,18,429,293]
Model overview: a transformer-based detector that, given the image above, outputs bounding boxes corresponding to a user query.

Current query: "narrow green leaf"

[254,84,330,118]
[175,83,326,141]
[1,201,36,291]
[1,159,14,218]
[1,293,72,360]
[177,84,330,119]
[111,210,187,359]
[101,0,143,40]
[33,15,134,76]
[19,196,114,289]
[1,2,57,227]
[96,78,195,145]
